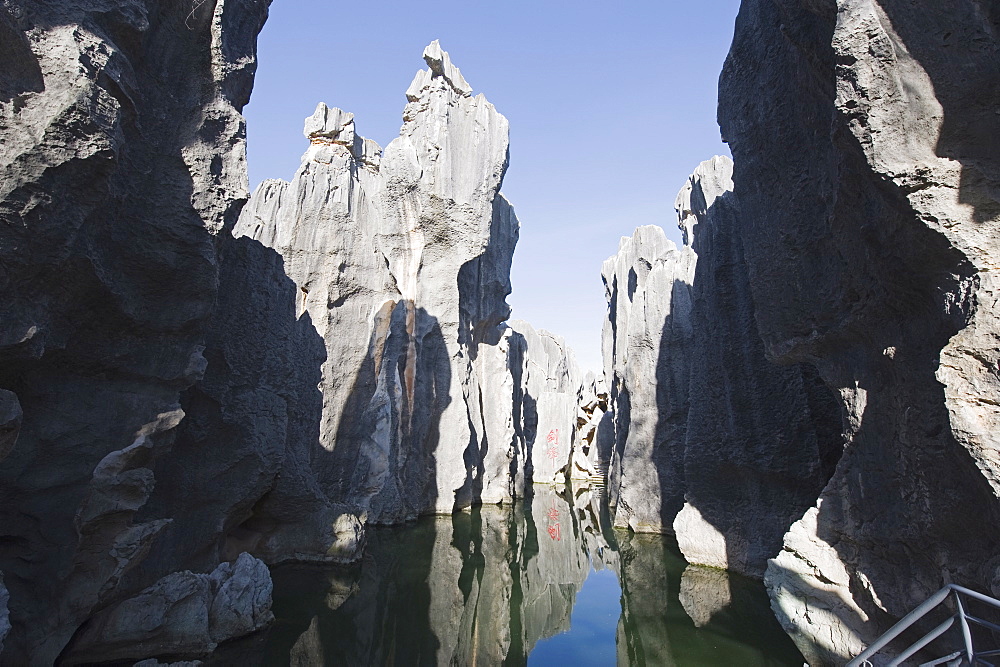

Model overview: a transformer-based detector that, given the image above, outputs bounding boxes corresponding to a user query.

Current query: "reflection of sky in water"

[215,485,803,666]
[529,567,621,666]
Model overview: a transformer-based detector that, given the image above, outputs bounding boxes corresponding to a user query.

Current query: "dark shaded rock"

[0,1,271,662]
[719,0,1000,662]
[601,158,840,561]
[0,389,20,463]
[672,156,842,578]
[0,574,7,656]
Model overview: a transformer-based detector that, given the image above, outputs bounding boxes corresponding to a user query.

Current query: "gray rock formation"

[507,320,585,486]
[230,42,583,524]
[574,372,612,481]
[601,158,842,578]
[719,0,1000,662]
[233,41,514,523]
[672,156,841,578]
[63,553,273,664]
[0,23,585,663]
[602,226,696,532]
[0,1,271,663]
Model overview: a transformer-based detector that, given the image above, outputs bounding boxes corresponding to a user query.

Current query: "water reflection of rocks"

[617,532,802,665]
[217,484,801,666]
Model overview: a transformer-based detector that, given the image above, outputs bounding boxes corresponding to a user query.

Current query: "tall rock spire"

[220,41,580,528]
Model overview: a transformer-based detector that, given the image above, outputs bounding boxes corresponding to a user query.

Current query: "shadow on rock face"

[671,167,843,579]
[326,300,451,523]
[653,280,694,533]
[0,11,43,104]
[509,331,538,495]
[131,231,334,581]
[0,2,261,657]
[718,0,1000,661]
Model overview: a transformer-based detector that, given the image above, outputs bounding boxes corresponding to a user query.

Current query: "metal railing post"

[955,591,975,664]
[847,584,1000,667]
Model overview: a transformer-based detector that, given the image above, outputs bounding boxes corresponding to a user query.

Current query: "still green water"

[222,486,803,666]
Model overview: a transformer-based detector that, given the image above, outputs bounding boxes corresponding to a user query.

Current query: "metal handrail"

[846,584,1000,667]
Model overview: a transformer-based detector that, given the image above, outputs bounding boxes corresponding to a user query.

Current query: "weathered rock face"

[0,1,271,663]
[231,42,584,524]
[719,0,1000,662]
[602,226,696,532]
[574,372,612,481]
[671,156,842,578]
[0,575,8,656]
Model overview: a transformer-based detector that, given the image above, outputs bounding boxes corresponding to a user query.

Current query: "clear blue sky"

[245,0,741,373]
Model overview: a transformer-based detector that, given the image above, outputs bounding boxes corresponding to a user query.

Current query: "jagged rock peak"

[674,155,733,247]
[406,39,473,101]
[302,102,382,167]
[612,224,680,263]
[304,103,355,143]
[231,35,518,523]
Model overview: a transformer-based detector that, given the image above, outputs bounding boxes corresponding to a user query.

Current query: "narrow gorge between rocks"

[1,2,999,666]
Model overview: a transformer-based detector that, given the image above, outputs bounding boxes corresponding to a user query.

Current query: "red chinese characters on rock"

[545,501,561,541]
[545,429,559,464]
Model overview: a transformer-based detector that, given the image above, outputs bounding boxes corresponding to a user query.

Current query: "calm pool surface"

[217,486,803,666]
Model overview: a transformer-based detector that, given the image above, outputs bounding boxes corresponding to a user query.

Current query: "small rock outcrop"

[63,553,273,664]
[719,0,1000,662]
